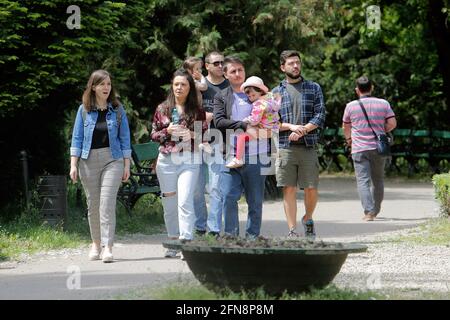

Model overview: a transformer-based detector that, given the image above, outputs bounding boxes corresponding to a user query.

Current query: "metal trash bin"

[37,175,67,229]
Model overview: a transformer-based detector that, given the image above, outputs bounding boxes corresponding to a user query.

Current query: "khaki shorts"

[275,145,320,189]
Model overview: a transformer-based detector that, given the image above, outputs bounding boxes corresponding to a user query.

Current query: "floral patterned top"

[242,92,281,131]
[151,102,207,154]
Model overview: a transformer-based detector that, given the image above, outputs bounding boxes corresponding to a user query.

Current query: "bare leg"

[92,241,101,251]
[283,186,298,230]
[303,188,318,221]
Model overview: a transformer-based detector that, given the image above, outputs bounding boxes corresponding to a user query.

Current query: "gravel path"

[329,229,450,299]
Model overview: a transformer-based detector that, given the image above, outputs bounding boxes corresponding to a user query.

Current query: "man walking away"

[342,76,397,221]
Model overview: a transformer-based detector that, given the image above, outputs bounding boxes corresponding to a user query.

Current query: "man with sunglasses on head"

[193,51,230,238]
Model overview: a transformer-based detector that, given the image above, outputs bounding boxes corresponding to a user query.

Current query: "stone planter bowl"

[163,239,367,296]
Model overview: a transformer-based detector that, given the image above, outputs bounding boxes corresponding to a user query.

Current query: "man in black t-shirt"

[193,51,229,237]
[202,52,230,114]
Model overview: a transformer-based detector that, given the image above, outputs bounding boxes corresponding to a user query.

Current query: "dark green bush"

[432,173,450,217]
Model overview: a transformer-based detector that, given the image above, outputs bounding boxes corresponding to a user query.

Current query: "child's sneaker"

[302,215,316,240]
[164,249,180,258]
[199,142,213,154]
[225,158,244,168]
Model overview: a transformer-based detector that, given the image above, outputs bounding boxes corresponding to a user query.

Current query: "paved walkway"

[0,177,438,299]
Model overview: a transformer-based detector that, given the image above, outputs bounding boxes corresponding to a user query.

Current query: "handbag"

[357,100,392,156]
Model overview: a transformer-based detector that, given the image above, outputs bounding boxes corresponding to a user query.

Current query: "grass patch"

[0,187,164,261]
[0,207,88,261]
[389,217,450,246]
[116,281,384,300]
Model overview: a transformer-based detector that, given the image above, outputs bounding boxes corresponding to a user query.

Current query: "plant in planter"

[163,236,367,296]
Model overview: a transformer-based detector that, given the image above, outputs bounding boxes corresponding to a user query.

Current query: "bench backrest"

[132,142,159,163]
[393,128,412,137]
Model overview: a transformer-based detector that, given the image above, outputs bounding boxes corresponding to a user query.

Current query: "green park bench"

[318,127,450,175]
[405,129,450,175]
[318,127,351,172]
[389,128,412,173]
[407,129,432,176]
[117,142,161,215]
[430,130,450,174]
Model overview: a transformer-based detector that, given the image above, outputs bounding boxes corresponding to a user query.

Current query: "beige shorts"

[275,145,320,189]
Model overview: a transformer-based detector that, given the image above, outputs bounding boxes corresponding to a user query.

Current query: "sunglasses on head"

[208,61,224,67]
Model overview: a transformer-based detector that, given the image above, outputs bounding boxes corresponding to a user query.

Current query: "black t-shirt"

[202,78,230,113]
[201,78,229,144]
[91,109,110,149]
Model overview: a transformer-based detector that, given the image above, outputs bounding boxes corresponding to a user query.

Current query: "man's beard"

[286,71,301,80]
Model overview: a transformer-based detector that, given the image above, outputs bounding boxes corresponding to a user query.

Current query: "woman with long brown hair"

[70,70,131,263]
[151,68,207,257]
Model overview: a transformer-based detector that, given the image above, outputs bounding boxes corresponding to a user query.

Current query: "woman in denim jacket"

[70,69,131,263]
[151,68,207,258]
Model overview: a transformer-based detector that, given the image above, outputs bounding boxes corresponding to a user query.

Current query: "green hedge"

[432,173,450,217]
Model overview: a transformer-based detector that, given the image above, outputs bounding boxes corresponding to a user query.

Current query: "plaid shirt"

[272,78,326,148]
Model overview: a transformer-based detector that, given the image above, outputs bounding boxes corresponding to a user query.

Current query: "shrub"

[432,173,450,217]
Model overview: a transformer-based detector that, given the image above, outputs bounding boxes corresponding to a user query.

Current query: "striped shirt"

[343,96,395,154]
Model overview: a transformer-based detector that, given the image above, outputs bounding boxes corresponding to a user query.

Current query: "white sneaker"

[164,249,180,258]
[101,248,114,263]
[88,246,101,261]
[199,143,213,154]
[226,158,244,168]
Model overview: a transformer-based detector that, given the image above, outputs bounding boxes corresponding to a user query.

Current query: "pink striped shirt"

[343,97,395,154]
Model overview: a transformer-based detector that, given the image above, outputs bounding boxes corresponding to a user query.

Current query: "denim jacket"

[70,103,132,160]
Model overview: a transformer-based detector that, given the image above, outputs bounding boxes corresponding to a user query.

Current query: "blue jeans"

[194,162,208,231]
[206,161,224,233]
[220,156,267,237]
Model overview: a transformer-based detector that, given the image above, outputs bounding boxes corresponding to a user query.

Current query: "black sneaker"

[207,231,220,238]
[302,216,316,240]
[194,229,206,237]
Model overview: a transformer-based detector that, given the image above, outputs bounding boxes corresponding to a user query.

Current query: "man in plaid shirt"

[272,50,326,239]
